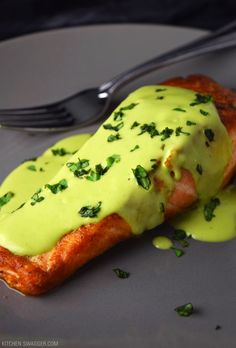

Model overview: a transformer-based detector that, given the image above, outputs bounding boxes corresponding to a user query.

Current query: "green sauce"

[0,85,231,256]
[152,236,173,250]
[0,133,91,216]
[171,186,236,242]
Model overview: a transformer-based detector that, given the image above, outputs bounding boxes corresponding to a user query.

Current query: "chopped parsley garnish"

[155,88,166,92]
[45,179,68,194]
[203,197,220,221]
[160,127,174,141]
[180,240,190,248]
[79,201,102,218]
[186,120,197,126]
[204,129,214,142]
[156,96,164,100]
[121,103,138,111]
[130,121,140,129]
[113,110,124,122]
[106,154,121,167]
[173,107,186,112]
[27,165,44,172]
[150,159,159,170]
[21,157,37,163]
[200,109,209,116]
[51,148,72,156]
[130,145,140,152]
[132,165,151,190]
[139,122,159,138]
[86,169,101,182]
[173,229,189,248]
[30,189,45,206]
[0,192,14,208]
[151,163,159,170]
[86,154,120,181]
[175,303,194,317]
[103,122,124,132]
[196,164,203,175]
[160,202,165,213]
[68,155,120,182]
[113,268,130,279]
[190,93,212,106]
[12,202,25,213]
[172,247,184,257]
[27,165,37,171]
[113,103,138,121]
[173,229,187,241]
[67,158,90,178]
[175,127,190,136]
[107,133,122,142]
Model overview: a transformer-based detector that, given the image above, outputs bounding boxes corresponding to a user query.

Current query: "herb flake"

[173,107,186,112]
[160,127,174,141]
[130,121,140,129]
[204,129,214,142]
[103,122,124,132]
[113,103,138,121]
[86,154,120,181]
[200,109,209,116]
[175,303,194,317]
[27,165,37,172]
[175,127,190,136]
[51,148,72,156]
[203,197,220,221]
[190,93,212,106]
[113,268,130,279]
[107,133,122,142]
[0,192,14,208]
[79,201,102,218]
[155,88,166,92]
[132,165,151,190]
[139,122,159,138]
[173,229,187,241]
[67,158,90,178]
[160,202,165,213]
[196,164,203,175]
[172,247,185,257]
[45,179,68,194]
[31,189,45,206]
[130,145,140,152]
[186,120,197,126]
[173,229,190,248]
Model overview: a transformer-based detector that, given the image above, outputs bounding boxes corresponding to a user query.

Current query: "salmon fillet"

[1,74,236,296]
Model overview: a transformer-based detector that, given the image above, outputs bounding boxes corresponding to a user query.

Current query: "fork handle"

[99,21,236,94]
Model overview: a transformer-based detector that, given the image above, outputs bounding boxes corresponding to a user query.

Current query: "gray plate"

[0,24,235,348]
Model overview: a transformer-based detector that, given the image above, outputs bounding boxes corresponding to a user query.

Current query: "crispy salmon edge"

[1,74,236,296]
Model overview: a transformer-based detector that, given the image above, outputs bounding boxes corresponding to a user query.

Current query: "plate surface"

[0,24,236,348]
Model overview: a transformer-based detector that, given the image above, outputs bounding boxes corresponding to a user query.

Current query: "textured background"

[0,0,236,41]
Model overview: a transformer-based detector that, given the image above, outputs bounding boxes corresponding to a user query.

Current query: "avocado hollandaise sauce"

[171,186,236,242]
[0,85,232,256]
[0,133,92,216]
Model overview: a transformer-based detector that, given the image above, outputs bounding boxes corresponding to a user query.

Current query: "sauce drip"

[171,186,236,242]
[152,236,173,250]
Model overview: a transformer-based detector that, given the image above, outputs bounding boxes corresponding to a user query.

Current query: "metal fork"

[1,21,236,132]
